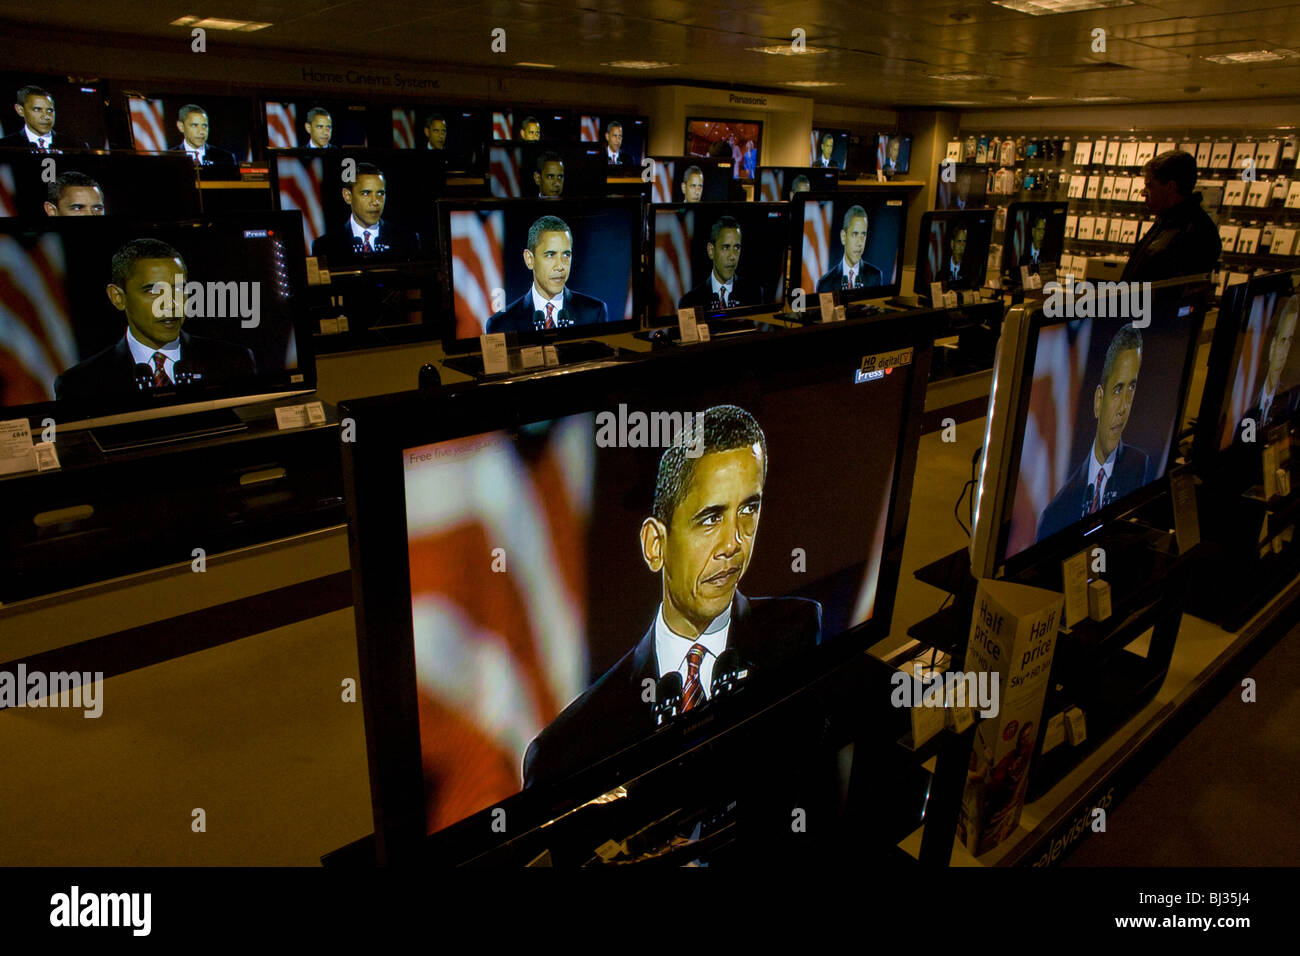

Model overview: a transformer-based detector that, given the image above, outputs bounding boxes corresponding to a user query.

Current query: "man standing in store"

[1121,150,1221,282]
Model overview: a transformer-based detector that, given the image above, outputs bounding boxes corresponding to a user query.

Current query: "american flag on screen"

[392,109,416,149]
[759,171,780,204]
[926,223,944,282]
[1221,296,1272,448]
[276,157,326,257]
[451,209,504,337]
[876,137,887,170]
[651,161,672,204]
[0,164,17,217]
[1009,212,1027,264]
[800,201,834,293]
[404,420,591,833]
[0,234,77,407]
[654,210,692,315]
[265,101,298,149]
[580,116,600,143]
[492,110,512,141]
[488,148,521,199]
[128,98,168,151]
[809,131,820,165]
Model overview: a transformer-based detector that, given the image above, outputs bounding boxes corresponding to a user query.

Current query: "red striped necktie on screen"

[363,230,374,253]
[681,644,707,713]
[152,352,172,388]
[545,302,555,329]
[1091,467,1104,514]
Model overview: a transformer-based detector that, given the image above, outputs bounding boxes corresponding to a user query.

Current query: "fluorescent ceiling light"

[747,44,829,55]
[170,16,270,30]
[1074,95,1129,102]
[782,80,841,88]
[927,72,990,82]
[1204,49,1300,64]
[515,62,556,68]
[990,0,1134,15]
[602,60,676,69]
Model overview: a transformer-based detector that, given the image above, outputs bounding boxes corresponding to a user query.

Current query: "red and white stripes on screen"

[800,200,833,294]
[1221,295,1271,448]
[809,131,819,165]
[654,210,692,316]
[580,116,600,143]
[651,161,672,204]
[492,110,512,141]
[392,109,416,149]
[488,148,521,199]
[759,171,781,204]
[265,102,298,149]
[1010,213,1027,265]
[275,157,326,257]
[876,137,887,170]
[0,164,17,218]
[450,209,505,337]
[926,224,944,283]
[128,98,168,152]
[0,234,77,406]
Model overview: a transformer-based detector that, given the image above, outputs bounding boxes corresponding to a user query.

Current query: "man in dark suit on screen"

[678,215,765,312]
[310,162,421,265]
[814,132,837,169]
[934,225,970,284]
[1019,215,1050,272]
[54,238,257,402]
[487,214,607,334]
[816,204,883,293]
[1242,295,1300,433]
[523,404,822,788]
[170,105,236,166]
[0,85,87,151]
[1036,324,1151,543]
[304,107,338,149]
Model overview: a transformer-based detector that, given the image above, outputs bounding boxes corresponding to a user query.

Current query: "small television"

[912,209,995,296]
[0,73,107,150]
[490,107,575,143]
[123,93,256,168]
[341,316,931,859]
[810,128,849,171]
[0,212,314,436]
[789,190,910,303]
[439,196,643,350]
[969,277,1209,578]
[648,202,790,326]
[0,151,200,219]
[388,104,489,172]
[488,145,608,199]
[262,98,369,150]
[649,156,733,203]
[935,164,988,210]
[757,167,837,203]
[684,117,762,180]
[876,134,911,175]
[1001,201,1069,285]
[580,114,649,170]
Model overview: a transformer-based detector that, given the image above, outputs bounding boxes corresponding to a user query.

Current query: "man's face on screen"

[683,172,703,203]
[1031,218,1047,247]
[46,186,105,216]
[952,228,967,263]
[1268,302,1298,384]
[178,111,209,149]
[110,257,187,350]
[821,137,835,161]
[306,115,332,147]
[842,215,867,267]
[535,161,564,198]
[426,119,447,149]
[889,138,901,162]
[524,229,572,298]
[520,121,541,142]
[17,94,55,136]
[708,227,741,283]
[606,126,623,153]
[344,174,386,227]
[1094,349,1141,461]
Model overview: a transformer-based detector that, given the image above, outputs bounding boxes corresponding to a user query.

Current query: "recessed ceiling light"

[1025,94,1060,100]
[1204,49,1300,64]
[170,15,271,30]
[927,72,991,82]
[747,44,829,56]
[1074,95,1129,102]
[781,80,841,88]
[990,0,1135,15]
[603,60,676,69]
[936,100,982,106]
[515,62,556,69]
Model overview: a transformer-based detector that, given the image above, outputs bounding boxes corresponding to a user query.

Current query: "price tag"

[305,401,326,425]
[1041,712,1067,754]
[480,333,509,374]
[677,307,699,343]
[0,417,37,475]
[319,318,339,335]
[928,281,945,305]
[305,257,323,286]
[942,291,960,309]
[1169,465,1200,552]
[543,345,560,367]
[833,305,846,322]
[274,404,309,430]
[318,268,331,284]
[696,323,711,342]
[33,440,60,472]
[520,346,545,369]
[818,292,836,322]
[336,315,349,332]
[876,169,886,182]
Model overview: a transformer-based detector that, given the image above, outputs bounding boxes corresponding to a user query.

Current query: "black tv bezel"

[341,315,934,863]
[755,166,838,203]
[912,208,996,296]
[683,116,763,181]
[1000,200,1071,283]
[648,156,734,203]
[788,189,912,306]
[994,276,1211,578]
[436,195,646,354]
[0,149,201,220]
[0,210,317,427]
[487,143,609,199]
[645,201,792,328]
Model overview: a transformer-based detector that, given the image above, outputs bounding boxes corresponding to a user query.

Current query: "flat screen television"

[684,117,761,180]
[388,104,488,172]
[935,164,988,210]
[810,128,849,171]
[648,202,790,326]
[0,74,108,150]
[649,156,733,203]
[341,316,931,860]
[488,145,608,199]
[912,209,995,295]
[580,114,649,170]
[0,212,314,434]
[439,196,642,350]
[491,107,575,143]
[969,277,1209,578]
[876,134,911,175]
[0,151,200,219]
[757,167,837,203]
[1001,201,1069,285]
[262,98,369,150]
[123,93,256,167]
[789,190,909,303]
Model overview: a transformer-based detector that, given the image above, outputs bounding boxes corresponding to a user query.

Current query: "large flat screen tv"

[684,118,761,180]
[789,191,909,304]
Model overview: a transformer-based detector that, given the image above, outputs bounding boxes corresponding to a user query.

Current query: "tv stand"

[90,408,246,453]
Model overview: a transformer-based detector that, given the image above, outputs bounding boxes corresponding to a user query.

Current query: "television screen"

[810,128,849,171]
[757,167,837,203]
[0,74,107,150]
[876,134,911,175]
[488,145,607,199]
[124,94,256,166]
[997,279,1207,570]
[650,202,790,324]
[0,213,312,427]
[271,148,443,265]
[0,151,200,219]
[913,210,995,295]
[935,164,988,210]
[581,114,649,170]
[649,156,733,203]
[263,98,368,150]
[342,317,930,850]
[684,118,761,180]
[441,197,642,346]
[389,104,488,171]
[1001,201,1069,282]
[791,191,909,302]
[490,107,575,143]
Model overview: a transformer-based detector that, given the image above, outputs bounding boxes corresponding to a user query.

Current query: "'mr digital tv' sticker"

[856,347,913,383]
